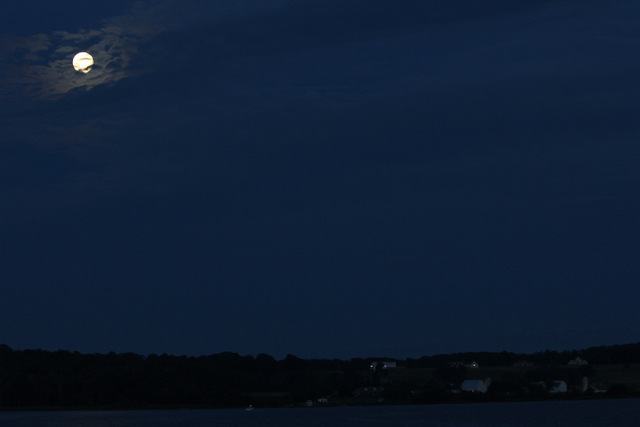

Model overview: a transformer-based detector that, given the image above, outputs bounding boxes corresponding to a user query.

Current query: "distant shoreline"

[1,343,639,410]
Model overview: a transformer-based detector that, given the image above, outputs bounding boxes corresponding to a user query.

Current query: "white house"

[549,380,567,393]
[461,378,491,393]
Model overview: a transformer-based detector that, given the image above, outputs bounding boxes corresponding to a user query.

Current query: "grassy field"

[589,363,640,386]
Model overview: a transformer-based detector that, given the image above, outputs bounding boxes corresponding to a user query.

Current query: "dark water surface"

[1,399,638,426]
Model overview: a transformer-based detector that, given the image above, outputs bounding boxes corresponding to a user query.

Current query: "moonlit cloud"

[1,28,138,101]
[0,0,286,102]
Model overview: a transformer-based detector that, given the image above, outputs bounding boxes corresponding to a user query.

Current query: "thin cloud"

[1,0,287,102]
[1,28,139,101]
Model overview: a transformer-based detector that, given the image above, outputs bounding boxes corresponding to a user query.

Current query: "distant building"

[370,361,397,370]
[549,380,567,393]
[531,380,568,394]
[306,397,329,406]
[531,381,547,391]
[581,376,589,393]
[461,378,491,393]
[450,361,479,368]
[354,386,384,397]
[568,357,588,366]
[513,360,533,367]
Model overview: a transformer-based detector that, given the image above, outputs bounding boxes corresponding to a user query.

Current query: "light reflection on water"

[0,399,638,427]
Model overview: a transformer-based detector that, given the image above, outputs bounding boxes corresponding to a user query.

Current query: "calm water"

[1,399,638,426]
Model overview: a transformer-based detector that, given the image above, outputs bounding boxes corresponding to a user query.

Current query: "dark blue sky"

[2,0,639,359]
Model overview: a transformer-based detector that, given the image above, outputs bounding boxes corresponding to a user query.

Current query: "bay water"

[0,398,638,426]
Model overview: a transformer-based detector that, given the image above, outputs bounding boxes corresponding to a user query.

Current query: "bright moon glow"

[72,52,94,74]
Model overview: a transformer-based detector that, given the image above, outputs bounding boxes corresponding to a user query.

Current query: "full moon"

[72,52,94,73]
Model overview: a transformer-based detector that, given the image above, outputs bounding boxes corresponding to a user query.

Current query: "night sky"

[2,0,639,359]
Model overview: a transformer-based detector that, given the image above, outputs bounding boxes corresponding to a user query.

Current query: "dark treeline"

[0,342,639,409]
[406,342,640,368]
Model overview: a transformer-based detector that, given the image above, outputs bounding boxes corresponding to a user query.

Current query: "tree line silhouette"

[0,342,638,409]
